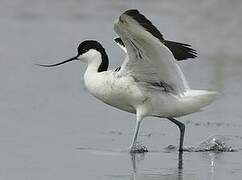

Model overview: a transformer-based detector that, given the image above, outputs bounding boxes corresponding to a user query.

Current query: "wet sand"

[0,0,242,179]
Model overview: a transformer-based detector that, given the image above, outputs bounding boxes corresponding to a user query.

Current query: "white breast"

[84,70,146,113]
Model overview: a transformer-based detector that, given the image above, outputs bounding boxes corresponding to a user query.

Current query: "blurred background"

[0,0,242,180]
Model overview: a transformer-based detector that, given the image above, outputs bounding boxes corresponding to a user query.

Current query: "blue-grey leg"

[129,107,148,153]
[168,117,185,151]
[130,120,141,150]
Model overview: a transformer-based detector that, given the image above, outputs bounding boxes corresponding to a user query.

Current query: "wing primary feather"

[123,9,197,61]
[114,37,127,53]
[163,40,197,61]
[114,37,125,47]
[114,36,197,61]
[124,9,165,43]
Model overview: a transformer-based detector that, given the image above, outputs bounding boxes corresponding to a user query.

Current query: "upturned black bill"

[36,56,78,67]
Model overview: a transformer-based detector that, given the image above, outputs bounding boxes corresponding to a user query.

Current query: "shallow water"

[0,0,242,179]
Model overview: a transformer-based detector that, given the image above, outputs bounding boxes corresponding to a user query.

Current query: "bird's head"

[37,40,108,72]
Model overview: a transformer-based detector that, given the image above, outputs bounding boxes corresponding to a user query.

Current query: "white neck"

[83,50,108,94]
[83,49,103,74]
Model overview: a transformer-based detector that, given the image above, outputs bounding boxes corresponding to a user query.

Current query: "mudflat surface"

[0,0,242,179]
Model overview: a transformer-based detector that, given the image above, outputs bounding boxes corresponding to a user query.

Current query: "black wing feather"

[114,37,125,47]
[122,9,197,61]
[124,9,165,43]
[163,40,197,61]
[115,37,197,61]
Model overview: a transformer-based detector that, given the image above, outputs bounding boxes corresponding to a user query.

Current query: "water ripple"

[165,135,237,153]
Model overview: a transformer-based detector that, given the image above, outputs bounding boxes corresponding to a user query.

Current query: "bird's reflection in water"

[202,152,222,180]
[178,152,183,180]
[129,151,184,180]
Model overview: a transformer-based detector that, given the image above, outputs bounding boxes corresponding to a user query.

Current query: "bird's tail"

[180,90,217,115]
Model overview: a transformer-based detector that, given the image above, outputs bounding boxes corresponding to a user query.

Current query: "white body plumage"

[83,49,216,119]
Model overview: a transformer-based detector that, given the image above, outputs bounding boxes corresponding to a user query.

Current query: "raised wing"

[164,41,197,61]
[114,9,191,94]
[114,37,197,61]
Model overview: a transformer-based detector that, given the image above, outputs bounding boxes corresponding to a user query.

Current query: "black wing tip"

[123,9,140,16]
[114,37,125,47]
[122,9,164,43]
[164,40,198,61]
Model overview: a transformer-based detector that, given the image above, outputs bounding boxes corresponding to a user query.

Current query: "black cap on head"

[77,40,109,72]
[77,40,105,55]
